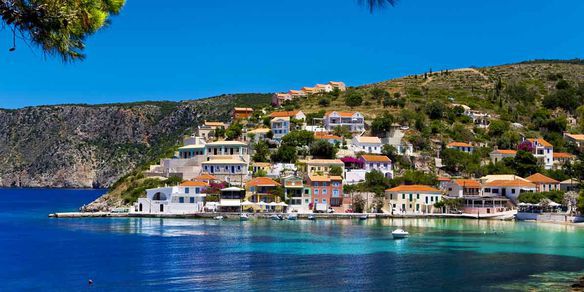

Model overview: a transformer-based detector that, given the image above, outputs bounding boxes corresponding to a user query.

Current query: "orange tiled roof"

[361,154,391,162]
[553,152,575,159]
[453,179,481,188]
[386,185,441,193]
[355,136,382,144]
[308,175,331,182]
[565,133,584,141]
[234,107,253,112]
[307,159,344,165]
[180,181,209,187]
[314,132,342,140]
[204,121,225,127]
[525,173,560,184]
[195,173,217,181]
[325,111,357,118]
[447,142,473,148]
[494,149,517,155]
[484,180,536,188]
[270,111,300,118]
[437,177,451,181]
[528,138,553,148]
[246,177,281,187]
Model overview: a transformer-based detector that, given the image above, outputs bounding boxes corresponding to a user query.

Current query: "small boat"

[271,214,283,221]
[359,215,368,221]
[240,213,249,221]
[392,229,409,239]
[213,216,224,220]
[287,214,298,221]
[307,215,316,221]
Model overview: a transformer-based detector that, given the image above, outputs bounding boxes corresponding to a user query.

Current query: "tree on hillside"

[310,140,337,159]
[281,130,314,147]
[1,0,125,61]
[252,141,270,162]
[345,92,363,107]
[425,101,446,120]
[511,150,541,177]
[271,145,297,163]
[371,112,395,136]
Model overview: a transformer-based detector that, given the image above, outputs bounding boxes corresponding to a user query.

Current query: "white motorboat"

[213,216,224,220]
[392,229,409,239]
[307,215,316,221]
[240,213,249,221]
[359,215,368,220]
[287,214,298,221]
[271,214,283,221]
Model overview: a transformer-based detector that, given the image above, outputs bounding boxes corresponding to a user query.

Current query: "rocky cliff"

[0,94,271,188]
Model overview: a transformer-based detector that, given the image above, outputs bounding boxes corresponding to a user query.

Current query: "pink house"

[307,175,345,211]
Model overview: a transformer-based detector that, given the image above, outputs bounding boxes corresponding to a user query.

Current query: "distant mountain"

[0,94,272,188]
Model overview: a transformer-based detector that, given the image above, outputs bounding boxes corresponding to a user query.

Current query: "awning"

[218,200,241,207]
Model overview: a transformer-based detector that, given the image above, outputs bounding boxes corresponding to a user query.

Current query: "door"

[160,204,164,212]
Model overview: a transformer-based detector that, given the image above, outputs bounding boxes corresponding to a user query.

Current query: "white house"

[445,179,481,198]
[525,173,560,193]
[526,138,554,170]
[329,81,347,91]
[490,149,517,164]
[247,128,271,143]
[447,142,474,153]
[269,110,306,121]
[351,136,383,154]
[271,117,290,141]
[205,141,249,161]
[272,93,293,107]
[202,157,249,185]
[134,181,208,215]
[385,185,443,214]
[361,154,393,178]
[482,179,536,202]
[324,111,365,133]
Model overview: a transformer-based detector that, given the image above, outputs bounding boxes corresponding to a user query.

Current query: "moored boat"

[308,215,316,221]
[240,213,249,221]
[392,229,409,239]
[214,216,224,220]
[271,214,283,221]
[359,215,368,220]
[287,214,298,221]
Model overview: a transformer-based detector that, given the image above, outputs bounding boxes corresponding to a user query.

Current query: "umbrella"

[241,200,255,206]
[268,202,278,206]
[258,201,267,206]
[277,202,288,207]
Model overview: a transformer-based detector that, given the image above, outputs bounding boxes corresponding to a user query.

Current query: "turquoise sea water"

[1,188,584,291]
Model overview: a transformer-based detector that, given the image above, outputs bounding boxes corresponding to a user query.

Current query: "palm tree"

[360,0,398,13]
[1,0,125,61]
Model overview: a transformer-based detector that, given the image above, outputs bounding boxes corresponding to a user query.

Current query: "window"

[511,189,516,194]
[402,194,405,200]
[314,189,319,195]
[425,197,428,204]
[195,188,200,194]
[179,197,185,203]
[333,190,339,197]
[190,197,195,203]
[416,194,420,200]
[314,199,318,204]
[409,194,413,201]
[322,199,327,204]
[322,189,327,194]
[185,187,189,194]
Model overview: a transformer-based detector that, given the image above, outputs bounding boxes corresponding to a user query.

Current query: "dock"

[48,211,513,220]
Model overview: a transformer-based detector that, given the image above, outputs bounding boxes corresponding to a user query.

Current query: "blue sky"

[1,0,583,109]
